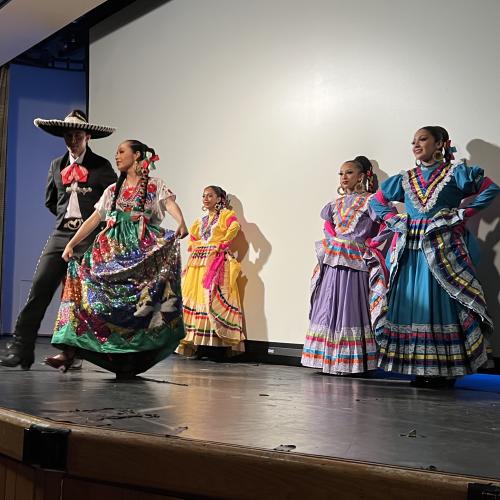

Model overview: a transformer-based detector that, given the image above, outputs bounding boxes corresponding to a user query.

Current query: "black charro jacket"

[45,147,117,229]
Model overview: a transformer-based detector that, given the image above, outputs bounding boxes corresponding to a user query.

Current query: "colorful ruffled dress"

[176,208,245,356]
[301,193,389,374]
[51,177,185,376]
[370,162,500,376]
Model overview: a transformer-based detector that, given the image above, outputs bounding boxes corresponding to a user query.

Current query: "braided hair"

[348,155,375,193]
[111,139,156,212]
[206,185,229,212]
[421,126,453,163]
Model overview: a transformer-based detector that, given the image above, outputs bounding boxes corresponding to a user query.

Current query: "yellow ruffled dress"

[177,208,245,355]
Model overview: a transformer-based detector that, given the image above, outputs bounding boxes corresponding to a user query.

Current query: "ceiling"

[0,0,117,67]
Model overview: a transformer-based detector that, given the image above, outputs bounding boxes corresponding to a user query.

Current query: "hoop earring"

[432,150,444,163]
[354,182,365,194]
[201,206,207,212]
[337,186,345,196]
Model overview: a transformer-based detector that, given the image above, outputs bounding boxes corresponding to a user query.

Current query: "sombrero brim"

[34,118,115,139]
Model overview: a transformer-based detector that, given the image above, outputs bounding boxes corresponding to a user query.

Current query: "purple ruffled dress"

[301,193,388,374]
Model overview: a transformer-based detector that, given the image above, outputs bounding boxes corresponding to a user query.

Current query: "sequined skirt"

[52,210,185,375]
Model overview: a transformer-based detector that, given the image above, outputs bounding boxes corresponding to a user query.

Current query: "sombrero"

[34,109,115,139]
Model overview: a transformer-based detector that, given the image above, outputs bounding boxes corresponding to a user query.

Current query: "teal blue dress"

[370,161,499,376]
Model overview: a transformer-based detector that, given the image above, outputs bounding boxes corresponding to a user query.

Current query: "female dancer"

[46,140,188,377]
[370,126,500,387]
[302,156,390,375]
[176,186,245,359]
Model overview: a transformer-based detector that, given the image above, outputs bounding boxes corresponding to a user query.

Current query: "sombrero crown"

[34,109,115,139]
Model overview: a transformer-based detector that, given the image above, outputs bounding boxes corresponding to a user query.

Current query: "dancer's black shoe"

[0,339,34,370]
[410,376,456,389]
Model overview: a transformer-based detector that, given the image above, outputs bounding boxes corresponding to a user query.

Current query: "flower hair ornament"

[142,152,160,172]
[216,194,230,211]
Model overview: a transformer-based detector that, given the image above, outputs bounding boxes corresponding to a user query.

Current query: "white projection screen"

[89,0,500,352]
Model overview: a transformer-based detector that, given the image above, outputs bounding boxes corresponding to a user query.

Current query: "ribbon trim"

[202,251,225,289]
[130,211,151,240]
[142,154,160,172]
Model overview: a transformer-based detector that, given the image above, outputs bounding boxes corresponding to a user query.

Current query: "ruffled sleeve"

[454,163,484,195]
[370,174,403,221]
[152,178,176,221]
[219,209,240,245]
[187,218,201,252]
[381,174,404,202]
[320,202,334,221]
[455,163,500,216]
[320,202,336,237]
[94,183,115,221]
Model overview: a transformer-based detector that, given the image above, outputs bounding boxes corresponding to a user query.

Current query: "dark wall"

[1,64,85,334]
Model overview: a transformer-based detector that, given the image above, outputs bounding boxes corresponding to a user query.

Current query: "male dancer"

[0,109,116,369]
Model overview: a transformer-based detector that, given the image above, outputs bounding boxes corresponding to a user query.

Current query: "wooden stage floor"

[1,338,499,483]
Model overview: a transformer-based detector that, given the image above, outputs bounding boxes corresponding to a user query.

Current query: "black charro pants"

[13,228,97,348]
